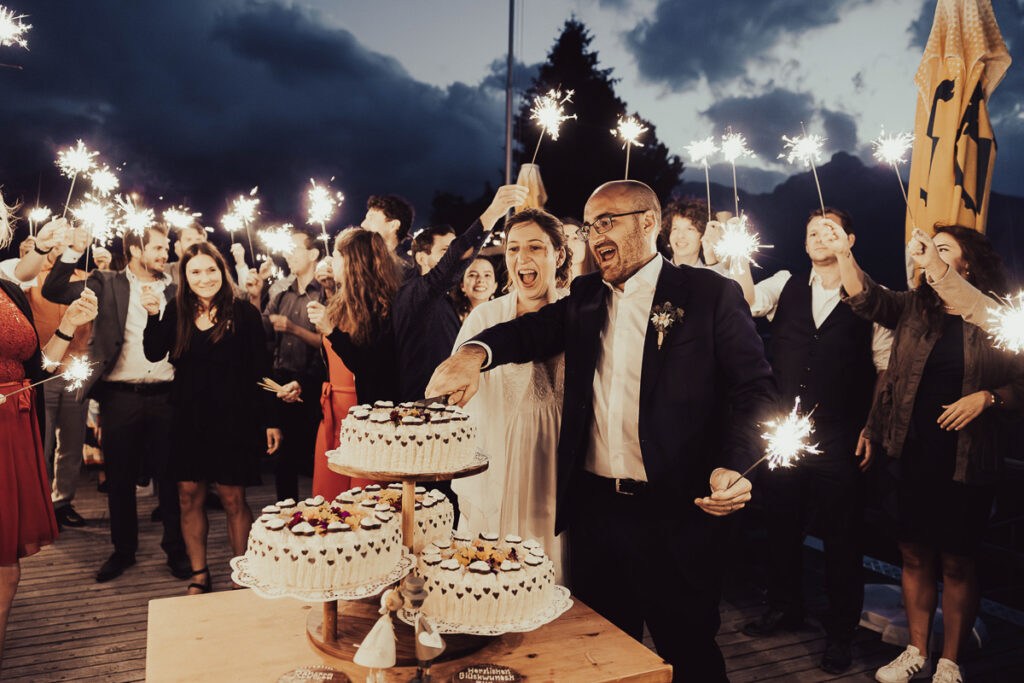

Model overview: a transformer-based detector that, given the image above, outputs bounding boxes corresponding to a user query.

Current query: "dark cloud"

[0,0,510,229]
[701,88,816,159]
[821,109,858,152]
[626,0,871,90]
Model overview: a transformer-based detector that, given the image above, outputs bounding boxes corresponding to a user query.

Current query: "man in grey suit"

[43,224,189,582]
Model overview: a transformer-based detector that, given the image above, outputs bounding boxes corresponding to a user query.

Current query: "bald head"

[587,180,661,230]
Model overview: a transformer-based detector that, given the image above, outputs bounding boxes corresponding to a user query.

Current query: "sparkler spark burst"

[114,195,155,237]
[779,134,826,167]
[988,292,1024,354]
[71,197,114,245]
[761,398,821,470]
[162,207,201,230]
[232,192,260,224]
[0,5,31,49]
[611,115,648,149]
[258,224,294,256]
[221,213,244,234]
[685,137,718,167]
[872,128,915,166]
[56,140,98,178]
[721,132,755,163]
[530,89,576,141]
[714,216,768,275]
[89,165,119,197]
[62,356,93,392]
[40,351,59,372]
[27,206,51,224]
[307,179,344,226]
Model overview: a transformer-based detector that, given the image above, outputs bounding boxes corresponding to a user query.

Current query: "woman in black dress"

[306,228,401,403]
[827,222,1024,682]
[143,242,280,594]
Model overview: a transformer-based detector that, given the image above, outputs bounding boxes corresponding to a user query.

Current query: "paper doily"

[396,585,572,635]
[229,553,415,603]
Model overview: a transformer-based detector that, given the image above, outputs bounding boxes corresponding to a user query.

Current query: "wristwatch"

[34,243,53,256]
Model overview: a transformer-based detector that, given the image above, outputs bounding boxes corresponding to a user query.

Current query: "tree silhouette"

[517,19,684,219]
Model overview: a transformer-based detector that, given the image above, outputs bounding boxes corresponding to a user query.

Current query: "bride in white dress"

[452,208,571,581]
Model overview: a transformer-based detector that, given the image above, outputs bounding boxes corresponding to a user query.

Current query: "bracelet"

[54,327,74,342]
[34,244,53,256]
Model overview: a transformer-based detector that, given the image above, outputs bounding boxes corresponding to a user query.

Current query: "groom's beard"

[593,235,647,286]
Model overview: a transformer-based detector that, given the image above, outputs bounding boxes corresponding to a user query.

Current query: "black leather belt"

[585,471,648,496]
[104,381,171,395]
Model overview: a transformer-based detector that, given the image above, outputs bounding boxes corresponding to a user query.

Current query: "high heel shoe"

[187,567,211,594]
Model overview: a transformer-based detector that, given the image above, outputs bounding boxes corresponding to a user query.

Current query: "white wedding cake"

[338,483,454,552]
[329,401,476,474]
[416,532,556,627]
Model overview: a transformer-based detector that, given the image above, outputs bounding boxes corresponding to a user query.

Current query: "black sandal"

[187,567,211,594]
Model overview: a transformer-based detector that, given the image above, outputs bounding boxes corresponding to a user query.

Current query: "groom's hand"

[425,344,488,407]
[695,468,752,517]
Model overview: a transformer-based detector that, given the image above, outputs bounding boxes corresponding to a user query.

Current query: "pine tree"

[517,19,684,219]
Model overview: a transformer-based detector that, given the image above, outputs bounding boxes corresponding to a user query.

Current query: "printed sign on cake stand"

[307,451,490,662]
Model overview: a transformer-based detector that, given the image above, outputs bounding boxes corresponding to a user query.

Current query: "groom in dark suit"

[43,224,188,583]
[428,180,777,681]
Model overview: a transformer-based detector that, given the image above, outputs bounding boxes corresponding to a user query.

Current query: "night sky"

[0,0,1020,232]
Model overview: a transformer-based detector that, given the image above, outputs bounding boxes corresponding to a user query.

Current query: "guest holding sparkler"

[6,219,96,529]
[451,256,498,322]
[659,200,724,273]
[360,194,415,272]
[306,229,402,497]
[740,207,892,675]
[428,181,776,682]
[0,194,98,668]
[142,242,280,594]
[451,208,570,580]
[824,221,1024,683]
[251,226,326,502]
[42,222,190,583]
[562,217,598,281]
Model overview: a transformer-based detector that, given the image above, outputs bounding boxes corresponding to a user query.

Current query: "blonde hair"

[0,190,18,250]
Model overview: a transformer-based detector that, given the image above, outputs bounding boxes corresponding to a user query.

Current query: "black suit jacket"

[472,258,778,533]
[41,260,177,398]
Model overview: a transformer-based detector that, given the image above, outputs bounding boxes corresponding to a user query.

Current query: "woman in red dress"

[310,336,368,499]
[0,217,97,666]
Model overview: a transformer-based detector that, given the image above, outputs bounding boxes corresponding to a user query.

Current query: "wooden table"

[146,588,672,682]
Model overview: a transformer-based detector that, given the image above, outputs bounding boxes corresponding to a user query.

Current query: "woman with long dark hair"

[451,256,498,322]
[306,228,402,405]
[142,241,280,594]
[825,221,1024,683]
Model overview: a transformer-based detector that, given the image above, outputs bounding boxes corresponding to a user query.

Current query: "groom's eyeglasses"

[576,210,647,242]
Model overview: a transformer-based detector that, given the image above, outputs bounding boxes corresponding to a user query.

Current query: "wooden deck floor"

[3,469,1022,681]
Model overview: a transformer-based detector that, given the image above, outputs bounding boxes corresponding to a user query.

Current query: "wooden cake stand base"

[306,596,489,666]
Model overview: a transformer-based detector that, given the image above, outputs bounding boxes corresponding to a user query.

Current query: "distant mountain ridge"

[680,152,1024,291]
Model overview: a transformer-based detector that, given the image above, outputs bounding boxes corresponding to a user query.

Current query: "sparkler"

[258,224,294,257]
[779,126,827,215]
[872,127,917,229]
[114,194,155,239]
[27,206,50,236]
[611,115,648,180]
[89,165,119,198]
[528,89,576,165]
[713,215,771,276]
[0,5,30,50]
[307,179,344,244]
[1,356,96,404]
[221,212,244,244]
[56,140,99,218]
[163,207,201,231]
[721,130,755,218]
[231,188,260,263]
[730,398,820,486]
[685,136,718,222]
[988,292,1024,354]
[71,196,113,285]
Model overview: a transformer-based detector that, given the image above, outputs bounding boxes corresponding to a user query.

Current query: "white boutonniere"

[650,301,684,350]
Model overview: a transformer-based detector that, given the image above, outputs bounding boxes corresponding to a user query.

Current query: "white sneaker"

[876,645,933,682]
[931,658,963,683]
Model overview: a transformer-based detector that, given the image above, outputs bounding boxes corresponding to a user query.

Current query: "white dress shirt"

[583,255,663,482]
[104,267,175,383]
[752,269,893,371]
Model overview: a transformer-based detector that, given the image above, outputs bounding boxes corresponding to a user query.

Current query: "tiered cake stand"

[299,452,489,663]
